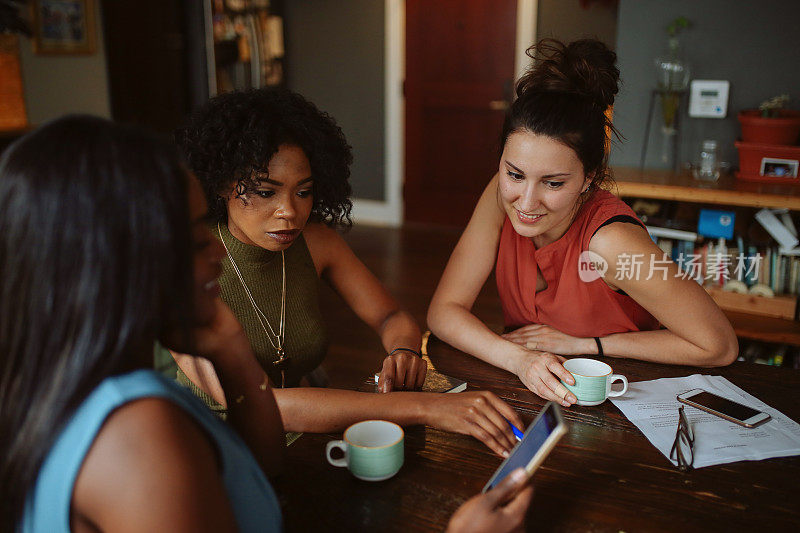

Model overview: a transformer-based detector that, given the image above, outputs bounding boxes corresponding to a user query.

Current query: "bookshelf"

[612,166,800,347]
[612,166,800,210]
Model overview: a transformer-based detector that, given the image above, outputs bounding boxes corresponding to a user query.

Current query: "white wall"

[18,0,110,124]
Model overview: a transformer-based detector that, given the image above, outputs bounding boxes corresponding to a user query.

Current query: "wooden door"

[101,0,200,135]
[404,0,517,226]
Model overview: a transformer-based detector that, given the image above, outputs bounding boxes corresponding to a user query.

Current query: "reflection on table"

[273,335,800,531]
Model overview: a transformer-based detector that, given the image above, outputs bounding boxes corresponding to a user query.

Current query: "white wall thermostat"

[689,80,730,118]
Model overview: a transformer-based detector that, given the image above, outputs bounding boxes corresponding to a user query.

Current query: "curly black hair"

[175,88,353,227]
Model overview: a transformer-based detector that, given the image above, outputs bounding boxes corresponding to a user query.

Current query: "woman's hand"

[190,298,251,361]
[502,324,594,356]
[446,468,533,533]
[377,351,428,392]
[163,298,250,365]
[512,350,576,407]
[424,391,525,457]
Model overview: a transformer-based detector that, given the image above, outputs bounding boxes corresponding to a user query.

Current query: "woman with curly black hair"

[172,88,525,457]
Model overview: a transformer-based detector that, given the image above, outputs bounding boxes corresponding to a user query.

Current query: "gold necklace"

[218,223,288,387]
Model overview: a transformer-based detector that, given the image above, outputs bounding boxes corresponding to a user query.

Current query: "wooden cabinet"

[612,166,800,346]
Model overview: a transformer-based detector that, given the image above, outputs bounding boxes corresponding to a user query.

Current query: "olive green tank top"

[178,222,328,414]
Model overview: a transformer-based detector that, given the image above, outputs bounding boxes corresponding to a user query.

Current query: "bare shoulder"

[71,397,236,531]
[456,173,506,252]
[303,221,342,248]
[587,222,658,291]
[588,220,654,257]
[303,221,352,274]
[474,173,506,227]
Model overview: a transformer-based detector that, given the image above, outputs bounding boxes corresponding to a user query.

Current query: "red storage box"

[735,140,800,183]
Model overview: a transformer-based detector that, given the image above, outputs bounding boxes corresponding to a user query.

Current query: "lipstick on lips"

[266,229,300,245]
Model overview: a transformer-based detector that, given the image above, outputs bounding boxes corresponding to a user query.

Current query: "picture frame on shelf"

[761,157,799,179]
[31,0,96,55]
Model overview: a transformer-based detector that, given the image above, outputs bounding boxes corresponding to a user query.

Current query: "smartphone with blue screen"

[482,402,567,492]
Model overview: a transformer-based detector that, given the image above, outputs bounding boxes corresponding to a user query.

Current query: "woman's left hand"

[502,324,594,356]
[377,351,428,392]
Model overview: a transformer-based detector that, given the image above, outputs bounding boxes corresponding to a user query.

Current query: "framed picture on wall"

[32,0,96,55]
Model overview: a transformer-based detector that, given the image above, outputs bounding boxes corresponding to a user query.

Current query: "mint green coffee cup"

[562,358,628,406]
[325,420,404,481]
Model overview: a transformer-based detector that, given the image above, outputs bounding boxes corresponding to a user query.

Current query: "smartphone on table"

[677,388,771,428]
[482,402,567,493]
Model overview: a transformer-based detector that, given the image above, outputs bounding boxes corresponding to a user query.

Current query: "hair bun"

[517,38,619,109]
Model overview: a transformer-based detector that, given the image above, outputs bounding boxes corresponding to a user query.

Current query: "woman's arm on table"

[175,355,523,457]
[590,222,738,365]
[168,299,285,477]
[275,387,522,456]
[503,222,738,367]
[427,176,577,407]
[304,222,425,392]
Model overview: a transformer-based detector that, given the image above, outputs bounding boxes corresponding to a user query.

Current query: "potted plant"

[738,94,800,146]
[0,0,30,130]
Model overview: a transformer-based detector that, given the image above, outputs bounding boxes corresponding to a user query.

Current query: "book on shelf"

[755,208,799,250]
[646,225,698,242]
[651,234,800,297]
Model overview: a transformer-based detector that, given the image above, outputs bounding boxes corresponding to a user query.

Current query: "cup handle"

[325,440,348,467]
[608,375,628,397]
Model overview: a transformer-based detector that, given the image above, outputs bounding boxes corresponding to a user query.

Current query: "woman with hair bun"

[428,39,737,406]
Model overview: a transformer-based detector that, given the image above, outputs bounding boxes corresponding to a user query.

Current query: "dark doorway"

[100,0,207,135]
[404,0,517,227]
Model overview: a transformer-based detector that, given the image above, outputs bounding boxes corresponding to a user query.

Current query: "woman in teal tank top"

[1,116,285,531]
[172,88,527,458]
[2,115,532,533]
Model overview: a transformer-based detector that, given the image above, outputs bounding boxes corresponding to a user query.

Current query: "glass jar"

[693,140,720,181]
[654,36,690,165]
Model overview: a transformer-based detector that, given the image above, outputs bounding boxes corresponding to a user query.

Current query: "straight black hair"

[0,115,195,530]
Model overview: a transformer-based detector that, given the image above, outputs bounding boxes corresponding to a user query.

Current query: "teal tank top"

[20,370,282,532]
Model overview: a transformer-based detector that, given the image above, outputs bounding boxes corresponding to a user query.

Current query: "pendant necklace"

[218,223,289,388]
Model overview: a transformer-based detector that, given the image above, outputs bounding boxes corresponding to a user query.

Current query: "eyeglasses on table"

[670,405,694,472]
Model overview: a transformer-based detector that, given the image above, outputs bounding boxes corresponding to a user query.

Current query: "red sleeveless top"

[495,190,659,337]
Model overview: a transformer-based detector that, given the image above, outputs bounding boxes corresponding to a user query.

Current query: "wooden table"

[273,337,800,532]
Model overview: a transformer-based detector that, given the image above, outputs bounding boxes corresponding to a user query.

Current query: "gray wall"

[537,0,617,49]
[18,0,110,124]
[284,0,385,201]
[611,0,800,169]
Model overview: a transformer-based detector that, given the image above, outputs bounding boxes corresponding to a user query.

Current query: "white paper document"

[609,374,800,468]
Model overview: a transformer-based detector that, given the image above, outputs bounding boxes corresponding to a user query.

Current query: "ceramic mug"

[325,420,404,481]
[561,358,628,406]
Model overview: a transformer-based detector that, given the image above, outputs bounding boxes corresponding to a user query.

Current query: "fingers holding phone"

[446,468,533,533]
